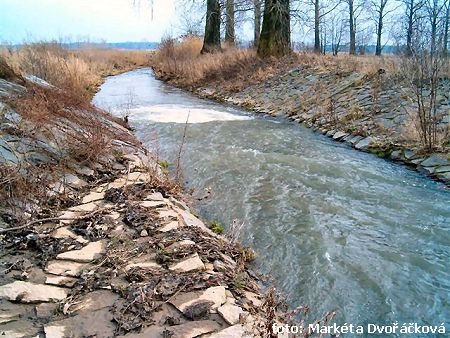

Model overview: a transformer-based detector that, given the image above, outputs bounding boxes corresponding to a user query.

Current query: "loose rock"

[0,281,68,303]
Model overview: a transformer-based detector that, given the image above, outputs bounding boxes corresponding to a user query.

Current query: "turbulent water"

[94,69,450,335]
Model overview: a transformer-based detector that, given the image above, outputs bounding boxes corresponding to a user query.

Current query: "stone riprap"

[0,76,272,337]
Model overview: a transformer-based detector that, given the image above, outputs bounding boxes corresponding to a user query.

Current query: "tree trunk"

[201,0,221,53]
[257,0,291,58]
[430,15,437,55]
[314,0,321,53]
[348,0,356,55]
[225,0,235,45]
[406,0,414,56]
[444,2,449,56]
[254,0,262,48]
[375,5,383,55]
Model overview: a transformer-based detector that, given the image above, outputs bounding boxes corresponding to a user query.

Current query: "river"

[93,68,450,335]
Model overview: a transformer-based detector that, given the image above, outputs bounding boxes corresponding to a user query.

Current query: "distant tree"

[444,0,449,55]
[371,0,400,55]
[312,0,342,53]
[346,0,357,54]
[225,0,236,44]
[328,9,346,54]
[253,0,262,47]
[202,0,222,53]
[257,0,291,57]
[426,0,446,55]
[402,0,425,55]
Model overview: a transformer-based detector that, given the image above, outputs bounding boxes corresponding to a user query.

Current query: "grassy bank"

[1,42,153,98]
[0,44,179,221]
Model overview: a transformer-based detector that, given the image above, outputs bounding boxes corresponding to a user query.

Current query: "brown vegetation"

[0,44,182,220]
[1,42,152,98]
[153,36,298,91]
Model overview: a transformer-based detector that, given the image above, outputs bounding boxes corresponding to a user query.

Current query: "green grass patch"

[208,221,224,235]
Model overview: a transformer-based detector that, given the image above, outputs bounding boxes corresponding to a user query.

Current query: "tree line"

[192,0,449,58]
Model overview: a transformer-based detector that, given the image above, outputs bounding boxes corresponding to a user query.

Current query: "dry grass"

[153,36,406,92]
[0,46,185,220]
[1,42,152,98]
[7,82,139,163]
[296,52,401,76]
[153,36,297,91]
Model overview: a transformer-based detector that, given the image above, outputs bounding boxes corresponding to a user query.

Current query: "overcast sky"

[0,0,177,43]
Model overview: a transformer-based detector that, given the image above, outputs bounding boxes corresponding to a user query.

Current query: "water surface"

[94,69,450,335]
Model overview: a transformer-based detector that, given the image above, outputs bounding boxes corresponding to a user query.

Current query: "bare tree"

[426,0,446,55]
[329,9,346,54]
[314,0,322,52]
[442,0,449,55]
[257,0,291,57]
[401,12,446,150]
[372,0,388,55]
[254,0,262,47]
[402,0,425,55]
[312,0,342,53]
[346,0,357,54]
[225,0,236,44]
[202,0,222,53]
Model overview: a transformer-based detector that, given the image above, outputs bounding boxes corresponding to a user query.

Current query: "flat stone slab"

[63,174,87,189]
[108,177,127,188]
[0,302,31,324]
[81,191,105,204]
[44,308,115,338]
[45,275,78,288]
[244,291,262,307]
[170,286,226,313]
[125,261,162,271]
[177,208,212,234]
[0,281,68,303]
[218,303,245,325]
[434,165,450,173]
[354,137,372,150]
[140,200,166,208]
[158,209,179,220]
[57,240,106,262]
[58,210,80,224]
[159,221,180,232]
[52,227,87,244]
[36,303,58,318]
[66,290,119,314]
[332,131,348,140]
[45,260,89,277]
[421,154,448,167]
[0,319,40,338]
[166,320,222,338]
[209,324,249,338]
[145,192,164,201]
[166,240,196,252]
[116,325,165,338]
[68,201,99,213]
[169,253,205,273]
[126,171,151,184]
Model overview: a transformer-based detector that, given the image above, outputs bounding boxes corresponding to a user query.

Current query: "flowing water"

[94,69,450,335]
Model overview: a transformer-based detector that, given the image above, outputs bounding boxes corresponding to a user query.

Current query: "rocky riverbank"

[154,61,450,187]
[0,71,292,337]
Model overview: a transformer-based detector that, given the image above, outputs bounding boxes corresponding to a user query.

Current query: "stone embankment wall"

[0,77,272,338]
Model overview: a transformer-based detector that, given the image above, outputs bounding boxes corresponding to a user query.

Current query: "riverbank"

[152,41,450,187]
[95,66,450,335]
[0,60,300,337]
